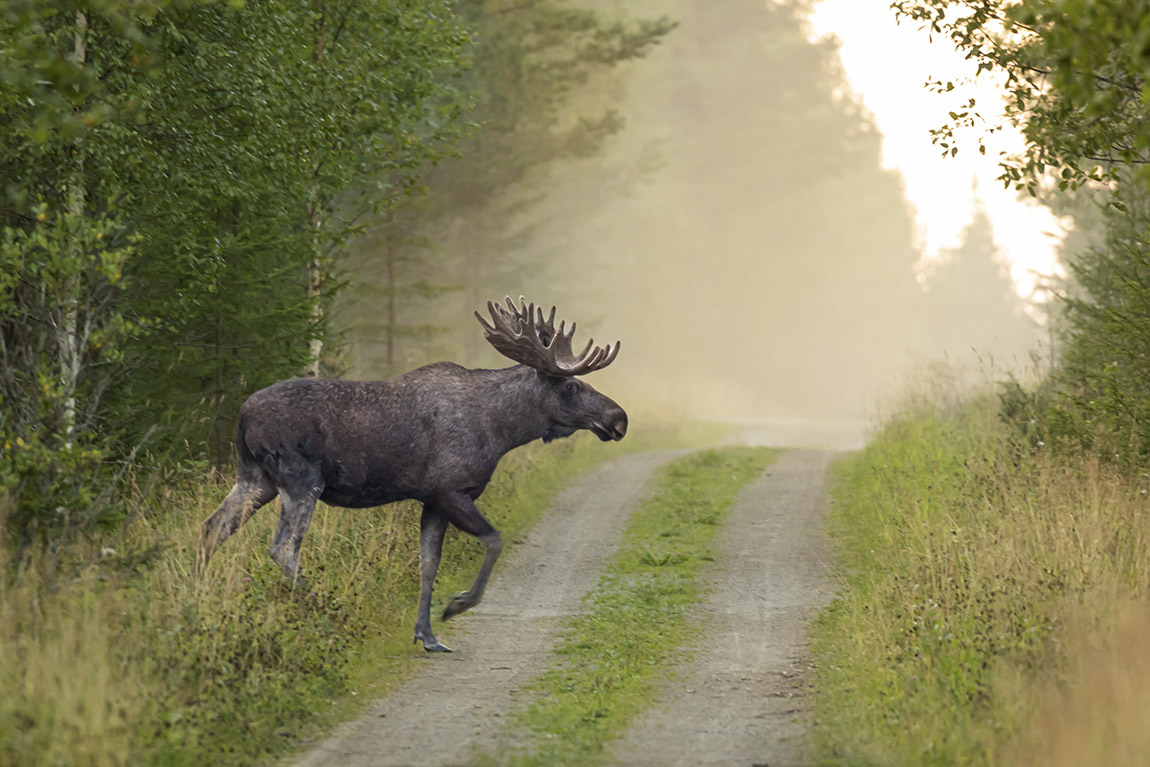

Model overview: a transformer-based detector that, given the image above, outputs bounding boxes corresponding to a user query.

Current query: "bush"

[0,206,138,551]
[1052,190,1150,461]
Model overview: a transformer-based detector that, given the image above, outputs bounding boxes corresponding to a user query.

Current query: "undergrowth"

[486,446,777,767]
[813,392,1150,766]
[0,420,725,767]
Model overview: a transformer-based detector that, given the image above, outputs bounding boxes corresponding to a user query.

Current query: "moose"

[197,297,628,652]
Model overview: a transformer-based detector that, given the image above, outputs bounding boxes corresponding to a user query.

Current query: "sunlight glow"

[805,0,1070,301]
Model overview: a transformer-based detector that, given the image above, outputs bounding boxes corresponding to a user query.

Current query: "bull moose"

[196,297,628,652]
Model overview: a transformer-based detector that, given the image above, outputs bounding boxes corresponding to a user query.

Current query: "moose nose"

[610,410,628,441]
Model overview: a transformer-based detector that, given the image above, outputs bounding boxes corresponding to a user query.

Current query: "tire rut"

[606,449,836,767]
[293,449,686,767]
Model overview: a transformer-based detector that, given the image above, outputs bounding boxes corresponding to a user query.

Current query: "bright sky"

[803,0,1069,302]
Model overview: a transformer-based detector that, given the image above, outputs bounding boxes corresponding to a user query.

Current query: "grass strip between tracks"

[485,446,777,767]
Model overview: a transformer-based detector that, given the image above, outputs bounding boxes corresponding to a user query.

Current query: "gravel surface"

[293,442,840,767]
[605,449,836,767]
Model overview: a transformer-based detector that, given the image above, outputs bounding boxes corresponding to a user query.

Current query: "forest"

[5,0,1150,764]
[0,0,675,551]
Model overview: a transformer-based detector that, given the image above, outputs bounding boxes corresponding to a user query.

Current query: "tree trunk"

[60,10,88,448]
[304,4,329,378]
[305,242,325,377]
[386,232,396,370]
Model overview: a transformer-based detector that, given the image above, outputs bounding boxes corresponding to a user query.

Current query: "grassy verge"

[813,394,1150,765]
[484,446,777,767]
[0,420,726,767]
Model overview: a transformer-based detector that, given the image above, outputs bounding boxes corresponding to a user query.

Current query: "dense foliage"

[893,0,1150,193]
[0,0,471,546]
[893,0,1150,456]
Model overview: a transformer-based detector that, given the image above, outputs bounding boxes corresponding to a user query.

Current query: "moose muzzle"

[606,408,628,441]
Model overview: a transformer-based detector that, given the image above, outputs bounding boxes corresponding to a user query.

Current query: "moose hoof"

[286,574,311,593]
[414,635,453,653]
[442,592,474,621]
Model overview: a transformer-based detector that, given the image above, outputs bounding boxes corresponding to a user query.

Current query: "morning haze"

[340,0,1040,421]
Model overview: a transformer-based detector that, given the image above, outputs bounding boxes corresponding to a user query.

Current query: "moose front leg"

[414,507,451,653]
[439,494,503,622]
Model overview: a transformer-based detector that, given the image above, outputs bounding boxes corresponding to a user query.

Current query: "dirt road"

[294,431,844,767]
[606,449,835,766]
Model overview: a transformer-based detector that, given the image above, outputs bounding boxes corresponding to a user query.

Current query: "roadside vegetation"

[813,387,1150,764]
[812,3,1150,764]
[483,446,776,767]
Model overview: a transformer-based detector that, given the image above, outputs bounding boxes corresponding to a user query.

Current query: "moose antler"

[475,296,621,377]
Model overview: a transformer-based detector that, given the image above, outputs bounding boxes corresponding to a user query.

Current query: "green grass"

[0,421,727,767]
[482,446,777,767]
[812,394,1150,766]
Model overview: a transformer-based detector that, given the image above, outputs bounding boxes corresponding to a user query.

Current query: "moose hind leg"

[413,507,452,653]
[438,494,503,622]
[197,475,277,574]
[268,482,320,586]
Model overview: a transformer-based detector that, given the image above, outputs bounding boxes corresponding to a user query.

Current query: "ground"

[292,421,861,767]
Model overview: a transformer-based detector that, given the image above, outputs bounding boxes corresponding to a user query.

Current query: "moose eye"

[563,380,578,395]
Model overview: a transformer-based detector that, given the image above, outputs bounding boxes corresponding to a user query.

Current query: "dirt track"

[606,449,835,766]
[294,424,848,767]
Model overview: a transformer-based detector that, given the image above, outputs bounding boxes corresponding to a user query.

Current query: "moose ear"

[533,368,563,383]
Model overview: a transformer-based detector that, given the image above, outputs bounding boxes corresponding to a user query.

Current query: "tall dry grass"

[1,455,421,767]
[813,391,1150,765]
[1003,604,1150,767]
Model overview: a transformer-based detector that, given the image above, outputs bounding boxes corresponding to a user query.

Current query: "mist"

[340,0,1041,421]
